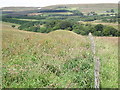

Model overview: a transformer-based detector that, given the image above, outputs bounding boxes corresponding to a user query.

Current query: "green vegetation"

[2,23,94,88]
[2,17,30,24]
[2,23,118,88]
[17,20,119,36]
[18,19,39,21]
[95,37,118,88]
[11,25,16,28]
[2,4,119,88]
[2,5,119,37]
[2,16,119,36]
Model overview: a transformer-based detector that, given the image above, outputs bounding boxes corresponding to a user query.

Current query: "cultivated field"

[2,22,118,88]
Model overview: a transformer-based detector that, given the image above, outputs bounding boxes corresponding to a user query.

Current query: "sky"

[0,0,119,8]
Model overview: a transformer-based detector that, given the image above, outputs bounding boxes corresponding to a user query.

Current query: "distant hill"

[42,3,118,14]
[1,7,40,11]
[2,3,118,14]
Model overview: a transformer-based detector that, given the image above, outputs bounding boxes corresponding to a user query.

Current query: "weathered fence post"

[89,33,100,89]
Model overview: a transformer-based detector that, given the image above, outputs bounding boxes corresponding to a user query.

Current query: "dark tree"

[111,9,114,13]
[94,24,104,32]
[58,21,73,30]
[12,25,15,28]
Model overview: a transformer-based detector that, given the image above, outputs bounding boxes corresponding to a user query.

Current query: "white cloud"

[0,0,119,8]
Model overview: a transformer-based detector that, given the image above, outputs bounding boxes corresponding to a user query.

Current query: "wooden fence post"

[89,33,100,89]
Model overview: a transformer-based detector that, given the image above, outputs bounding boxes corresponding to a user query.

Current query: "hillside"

[1,7,39,11]
[2,3,119,37]
[42,3,118,14]
[2,3,118,14]
[2,22,118,88]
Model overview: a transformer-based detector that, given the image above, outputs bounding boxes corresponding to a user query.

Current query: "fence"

[89,33,100,89]
[3,30,100,88]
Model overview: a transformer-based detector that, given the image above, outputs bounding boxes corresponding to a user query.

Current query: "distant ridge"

[2,3,118,13]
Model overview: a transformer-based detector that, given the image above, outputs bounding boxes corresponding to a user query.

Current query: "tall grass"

[2,24,94,88]
[2,23,118,88]
[95,37,118,88]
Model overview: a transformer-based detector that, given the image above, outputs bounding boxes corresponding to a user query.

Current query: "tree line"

[18,20,119,36]
[2,16,119,36]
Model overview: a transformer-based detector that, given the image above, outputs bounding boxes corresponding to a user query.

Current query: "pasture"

[2,22,118,88]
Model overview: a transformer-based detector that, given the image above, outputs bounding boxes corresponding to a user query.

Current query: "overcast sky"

[0,0,119,8]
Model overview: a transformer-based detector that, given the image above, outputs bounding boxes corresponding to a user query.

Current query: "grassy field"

[80,21,118,29]
[43,12,73,16]
[2,22,20,28]
[2,22,118,88]
[95,37,118,88]
[18,19,39,21]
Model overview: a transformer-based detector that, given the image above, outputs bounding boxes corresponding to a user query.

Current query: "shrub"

[11,25,15,28]
[102,26,118,36]
[39,27,47,33]
[94,24,104,32]
[58,21,73,30]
